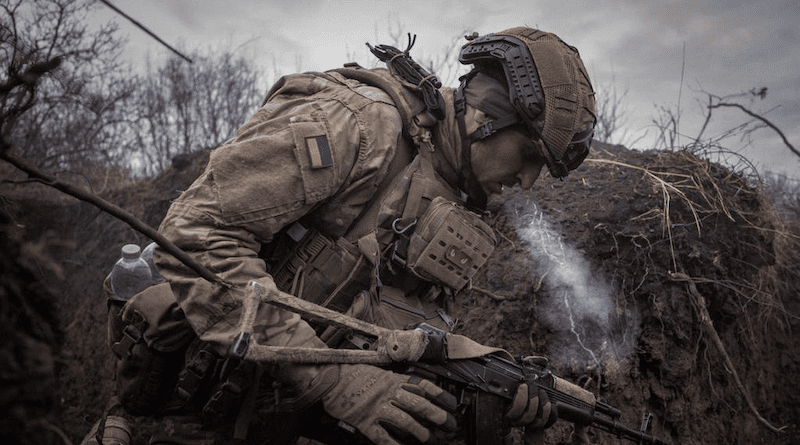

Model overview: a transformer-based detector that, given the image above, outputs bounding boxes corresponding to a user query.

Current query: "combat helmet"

[456,27,596,179]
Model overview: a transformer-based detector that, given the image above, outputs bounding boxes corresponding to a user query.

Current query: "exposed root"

[669,272,787,434]
[468,285,507,301]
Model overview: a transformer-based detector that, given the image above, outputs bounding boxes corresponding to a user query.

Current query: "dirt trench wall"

[460,143,800,444]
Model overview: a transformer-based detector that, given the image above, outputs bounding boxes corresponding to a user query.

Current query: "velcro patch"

[306,135,332,169]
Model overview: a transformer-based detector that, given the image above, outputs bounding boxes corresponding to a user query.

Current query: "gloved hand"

[321,364,457,444]
[505,383,553,428]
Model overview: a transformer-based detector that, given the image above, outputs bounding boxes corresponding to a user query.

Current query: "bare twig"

[676,42,686,147]
[708,102,799,159]
[0,146,233,289]
[669,272,787,434]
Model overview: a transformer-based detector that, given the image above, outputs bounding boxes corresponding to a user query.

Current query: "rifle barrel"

[589,414,673,445]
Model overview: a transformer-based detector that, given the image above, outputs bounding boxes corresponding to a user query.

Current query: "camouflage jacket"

[154,69,466,361]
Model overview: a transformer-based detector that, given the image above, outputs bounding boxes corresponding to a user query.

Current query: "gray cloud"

[94,0,799,175]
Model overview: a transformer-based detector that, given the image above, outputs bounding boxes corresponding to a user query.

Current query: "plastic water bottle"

[141,242,166,284]
[109,244,153,301]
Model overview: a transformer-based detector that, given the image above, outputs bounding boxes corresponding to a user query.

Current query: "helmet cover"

[459,27,596,177]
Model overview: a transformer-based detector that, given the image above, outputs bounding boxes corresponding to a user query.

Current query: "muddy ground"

[2,142,798,444]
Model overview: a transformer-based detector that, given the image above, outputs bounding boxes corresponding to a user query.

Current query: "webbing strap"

[344,139,415,244]
[334,65,425,241]
[111,320,145,358]
[400,151,435,223]
[175,348,217,402]
[454,79,489,210]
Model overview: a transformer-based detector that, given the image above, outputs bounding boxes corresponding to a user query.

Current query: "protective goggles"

[561,124,594,172]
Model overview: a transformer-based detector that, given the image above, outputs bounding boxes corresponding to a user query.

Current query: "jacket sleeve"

[155,188,326,355]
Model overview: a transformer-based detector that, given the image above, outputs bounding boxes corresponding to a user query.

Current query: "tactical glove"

[321,364,457,444]
[505,383,553,428]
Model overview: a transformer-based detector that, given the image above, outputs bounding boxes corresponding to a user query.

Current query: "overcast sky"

[92,0,799,178]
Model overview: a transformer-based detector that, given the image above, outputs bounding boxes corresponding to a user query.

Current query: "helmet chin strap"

[454,78,488,211]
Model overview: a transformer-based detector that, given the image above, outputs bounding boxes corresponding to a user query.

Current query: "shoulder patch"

[306,135,333,169]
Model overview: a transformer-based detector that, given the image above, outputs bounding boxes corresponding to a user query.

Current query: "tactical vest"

[263,65,496,341]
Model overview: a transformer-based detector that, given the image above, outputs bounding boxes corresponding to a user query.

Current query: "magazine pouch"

[108,282,196,416]
[405,196,496,290]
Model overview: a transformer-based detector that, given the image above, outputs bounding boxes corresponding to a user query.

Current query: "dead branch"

[0,146,233,289]
[708,102,799,159]
[669,272,786,434]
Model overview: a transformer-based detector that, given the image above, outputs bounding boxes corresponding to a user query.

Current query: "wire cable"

[99,0,193,63]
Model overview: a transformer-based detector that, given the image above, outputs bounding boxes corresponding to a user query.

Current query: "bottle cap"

[121,244,141,259]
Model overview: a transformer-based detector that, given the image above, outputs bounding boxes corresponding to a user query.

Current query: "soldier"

[116,26,595,445]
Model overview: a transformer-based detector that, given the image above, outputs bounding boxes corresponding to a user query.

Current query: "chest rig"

[264,62,496,341]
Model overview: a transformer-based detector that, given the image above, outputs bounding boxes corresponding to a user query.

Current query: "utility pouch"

[108,282,196,416]
[270,224,371,313]
[321,286,455,352]
[404,196,496,290]
[369,286,455,332]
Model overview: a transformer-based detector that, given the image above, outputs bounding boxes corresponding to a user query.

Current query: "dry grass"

[587,148,800,332]
[586,158,701,270]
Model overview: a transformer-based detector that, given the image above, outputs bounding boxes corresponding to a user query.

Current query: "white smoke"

[506,197,639,375]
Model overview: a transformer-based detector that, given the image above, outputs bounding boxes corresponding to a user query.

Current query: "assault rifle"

[398,323,672,445]
[237,281,673,445]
